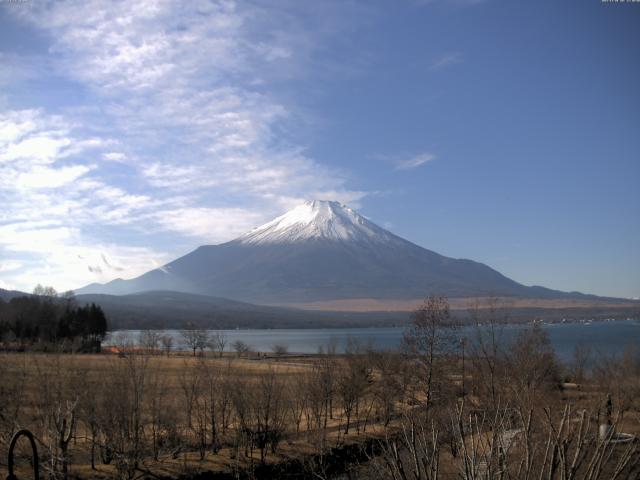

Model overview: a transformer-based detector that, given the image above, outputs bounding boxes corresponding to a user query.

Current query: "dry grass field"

[280,296,640,313]
[1,305,639,479]
[0,350,406,479]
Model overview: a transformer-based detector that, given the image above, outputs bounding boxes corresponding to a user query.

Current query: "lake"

[108,319,639,362]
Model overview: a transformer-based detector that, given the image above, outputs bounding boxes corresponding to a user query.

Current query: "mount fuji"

[76,200,590,305]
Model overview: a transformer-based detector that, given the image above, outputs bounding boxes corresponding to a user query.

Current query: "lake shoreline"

[107,319,640,361]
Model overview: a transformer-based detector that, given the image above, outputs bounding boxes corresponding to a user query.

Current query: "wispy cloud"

[154,207,266,242]
[1,1,368,291]
[0,261,23,273]
[413,0,487,7]
[430,52,463,71]
[103,152,127,162]
[395,152,437,170]
[16,164,92,189]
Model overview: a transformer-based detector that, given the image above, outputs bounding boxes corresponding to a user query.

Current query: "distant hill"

[75,291,407,330]
[77,290,639,330]
[76,200,614,305]
[0,288,28,301]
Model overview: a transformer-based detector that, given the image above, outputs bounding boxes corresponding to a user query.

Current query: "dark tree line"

[0,285,107,351]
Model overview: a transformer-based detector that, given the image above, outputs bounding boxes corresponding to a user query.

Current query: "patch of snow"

[236,200,403,246]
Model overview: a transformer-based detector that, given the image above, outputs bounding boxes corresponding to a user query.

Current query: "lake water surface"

[109,319,639,361]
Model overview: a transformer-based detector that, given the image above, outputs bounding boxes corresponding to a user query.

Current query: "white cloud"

[0,220,172,292]
[16,164,92,189]
[395,152,437,170]
[431,52,463,71]
[0,110,38,143]
[414,0,486,7]
[155,207,266,242]
[0,1,369,291]
[103,152,126,162]
[0,261,23,273]
[1,135,71,164]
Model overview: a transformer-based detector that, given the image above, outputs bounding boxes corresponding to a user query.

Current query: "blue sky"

[0,0,638,298]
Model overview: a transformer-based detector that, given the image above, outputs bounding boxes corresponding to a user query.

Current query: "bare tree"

[232,339,250,357]
[376,399,639,480]
[138,330,161,354]
[272,343,288,358]
[468,297,509,406]
[61,290,77,310]
[161,334,174,356]
[404,295,458,409]
[231,369,288,464]
[32,354,81,480]
[179,359,203,429]
[337,338,372,435]
[571,342,592,384]
[200,359,224,454]
[145,361,172,461]
[0,353,25,453]
[218,360,235,435]
[210,330,227,357]
[506,323,560,411]
[33,283,58,298]
[114,331,134,355]
[312,347,337,435]
[78,366,102,470]
[287,375,308,434]
[371,350,405,427]
[376,411,441,480]
[98,354,150,479]
[181,323,210,356]
[593,344,640,422]
[305,364,327,433]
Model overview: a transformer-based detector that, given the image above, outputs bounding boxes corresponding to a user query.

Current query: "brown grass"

[276,296,639,312]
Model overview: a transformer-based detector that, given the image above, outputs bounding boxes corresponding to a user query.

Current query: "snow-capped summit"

[237,200,400,245]
[77,199,579,305]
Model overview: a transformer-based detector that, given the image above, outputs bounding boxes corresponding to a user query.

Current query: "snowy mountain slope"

[238,200,404,246]
[76,200,592,303]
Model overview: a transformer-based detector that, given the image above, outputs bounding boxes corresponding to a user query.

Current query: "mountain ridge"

[75,200,619,304]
